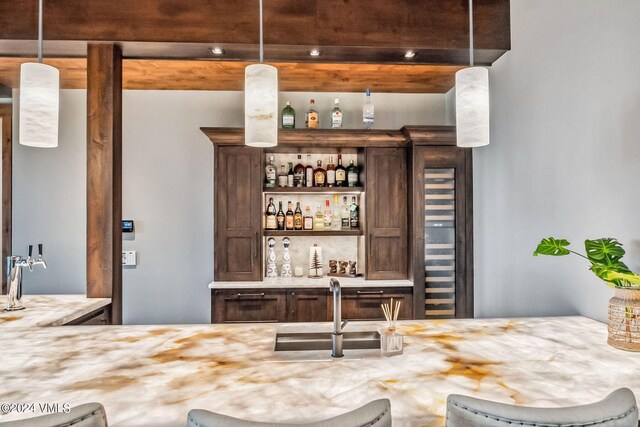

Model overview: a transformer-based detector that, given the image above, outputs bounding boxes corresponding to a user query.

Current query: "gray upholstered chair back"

[187,399,391,427]
[446,388,638,427]
[0,402,107,427]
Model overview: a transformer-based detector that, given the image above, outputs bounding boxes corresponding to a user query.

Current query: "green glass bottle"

[282,101,295,129]
[346,160,359,187]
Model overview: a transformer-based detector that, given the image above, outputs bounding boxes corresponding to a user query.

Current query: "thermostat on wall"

[122,220,134,233]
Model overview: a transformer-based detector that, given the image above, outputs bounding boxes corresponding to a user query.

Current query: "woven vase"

[608,288,640,352]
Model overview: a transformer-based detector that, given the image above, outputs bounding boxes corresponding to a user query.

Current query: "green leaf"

[589,264,640,288]
[533,237,571,256]
[585,238,625,265]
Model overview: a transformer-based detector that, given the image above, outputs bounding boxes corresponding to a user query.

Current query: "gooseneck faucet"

[330,278,349,358]
[5,244,47,311]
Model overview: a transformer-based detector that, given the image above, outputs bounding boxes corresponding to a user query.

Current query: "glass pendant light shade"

[19,62,60,148]
[245,63,278,147]
[455,66,490,148]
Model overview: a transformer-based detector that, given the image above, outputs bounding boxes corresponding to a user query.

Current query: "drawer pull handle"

[356,290,385,295]
[237,292,265,297]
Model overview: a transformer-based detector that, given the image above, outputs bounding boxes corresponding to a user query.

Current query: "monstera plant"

[534,237,640,288]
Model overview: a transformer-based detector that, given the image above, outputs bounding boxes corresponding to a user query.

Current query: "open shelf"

[264,229,363,237]
[264,187,364,194]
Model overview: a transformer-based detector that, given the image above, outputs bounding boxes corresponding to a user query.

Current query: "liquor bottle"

[332,195,341,230]
[278,165,288,187]
[346,160,359,187]
[323,200,333,228]
[294,155,305,187]
[265,197,277,230]
[313,160,327,187]
[303,206,314,230]
[294,202,303,230]
[282,101,295,129]
[285,201,294,230]
[265,155,276,187]
[276,202,285,230]
[287,162,294,187]
[314,205,325,230]
[305,99,319,129]
[326,155,336,187]
[341,196,350,229]
[305,155,314,187]
[363,88,374,129]
[335,154,347,187]
[331,98,343,129]
[349,196,359,229]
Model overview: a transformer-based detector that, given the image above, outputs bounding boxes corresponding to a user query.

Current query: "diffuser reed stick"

[381,298,401,332]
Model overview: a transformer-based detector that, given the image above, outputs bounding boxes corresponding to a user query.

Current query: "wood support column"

[86,44,122,324]
[0,103,12,294]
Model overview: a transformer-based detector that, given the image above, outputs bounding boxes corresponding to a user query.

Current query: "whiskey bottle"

[314,205,325,230]
[305,155,314,187]
[335,154,347,187]
[278,165,288,187]
[276,202,285,230]
[363,88,374,129]
[287,162,294,187]
[313,160,327,187]
[331,98,343,128]
[303,205,314,230]
[294,202,303,230]
[349,196,359,229]
[305,99,319,129]
[265,155,276,188]
[285,201,294,230]
[265,197,277,230]
[346,160,359,187]
[341,196,350,229]
[282,101,295,129]
[323,200,332,228]
[294,155,305,187]
[326,155,336,187]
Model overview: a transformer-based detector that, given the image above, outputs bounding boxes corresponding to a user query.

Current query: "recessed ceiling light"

[404,50,416,59]
[309,49,321,57]
[211,47,224,55]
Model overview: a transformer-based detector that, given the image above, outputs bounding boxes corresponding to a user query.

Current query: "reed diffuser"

[380,298,403,356]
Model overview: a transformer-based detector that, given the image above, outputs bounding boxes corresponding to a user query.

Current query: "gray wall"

[13,90,448,324]
[474,0,640,321]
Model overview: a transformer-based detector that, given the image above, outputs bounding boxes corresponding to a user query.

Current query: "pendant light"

[19,0,59,148]
[245,0,278,147]
[455,0,490,148]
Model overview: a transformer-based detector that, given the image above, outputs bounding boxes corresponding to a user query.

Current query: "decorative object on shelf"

[455,0,490,148]
[19,0,60,148]
[294,266,304,277]
[281,237,292,278]
[329,260,338,275]
[380,298,403,356]
[265,237,277,278]
[328,260,362,278]
[534,237,640,351]
[309,244,323,278]
[244,0,278,147]
[349,260,357,276]
[339,261,348,275]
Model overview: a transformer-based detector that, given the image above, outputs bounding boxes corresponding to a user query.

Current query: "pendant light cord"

[37,0,43,63]
[468,0,474,67]
[259,0,264,63]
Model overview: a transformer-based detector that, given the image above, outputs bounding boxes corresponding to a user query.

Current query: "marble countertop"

[209,277,414,289]
[0,316,638,426]
[0,294,111,327]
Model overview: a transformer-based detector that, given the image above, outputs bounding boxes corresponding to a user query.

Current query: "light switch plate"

[122,251,137,266]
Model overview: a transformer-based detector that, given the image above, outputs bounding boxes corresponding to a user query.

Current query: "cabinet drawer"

[335,288,413,321]
[287,290,329,322]
[212,290,286,323]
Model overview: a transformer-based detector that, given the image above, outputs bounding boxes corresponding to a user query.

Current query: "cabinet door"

[287,289,328,322]
[365,148,408,279]
[335,288,413,321]
[212,290,286,323]
[214,146,262,281]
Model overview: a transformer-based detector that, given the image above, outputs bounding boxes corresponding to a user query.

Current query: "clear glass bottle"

[287,162,294,187]
[323,200,333,228]
[363,88,374,129]
[341,196,350,229]
[303,205,314,230]
[305,99,319,129]
[331,98,343,129]
[346,160,359,187]
[265,155,276,188]
[285,201,294,230]
[278,165,288,187]
[326,155,336,187]
[332,195,341,230]
[349,196,359,229]
[314,160,327,187]
[314,205,325,230]
[294,155,305,187]
[276,201,285,230]
[305,155,314,187]
[265,197,277,230]
[335,154,347,187]
[282,101,295,129]
[294,202,303,230]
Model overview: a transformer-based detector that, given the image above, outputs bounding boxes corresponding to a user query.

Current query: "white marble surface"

[0,316,638,426]
[209,277,414,289]
[0,294,111,327]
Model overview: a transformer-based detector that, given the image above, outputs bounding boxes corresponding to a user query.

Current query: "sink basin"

[274,331,381,352]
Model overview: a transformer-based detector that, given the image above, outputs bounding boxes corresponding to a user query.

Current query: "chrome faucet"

[330,278,349,358]
[5,244,47,311]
